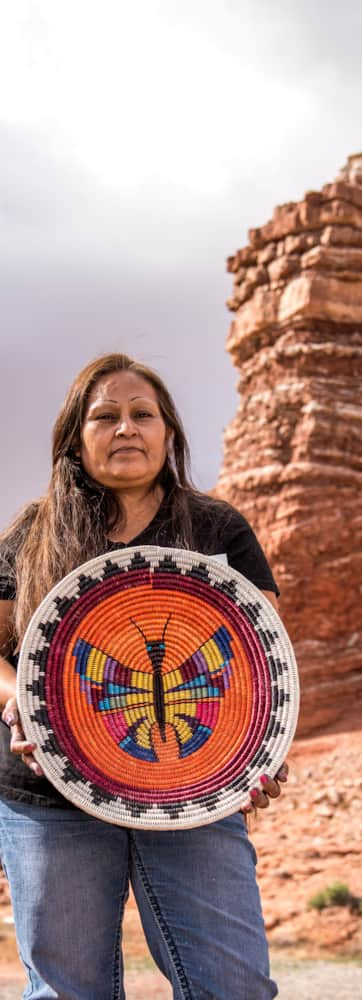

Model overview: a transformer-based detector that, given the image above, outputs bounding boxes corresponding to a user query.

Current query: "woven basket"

[17,546,299,829]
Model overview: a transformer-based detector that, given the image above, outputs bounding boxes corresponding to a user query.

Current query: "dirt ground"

[1,953,362,1000]
[1,900,362,999]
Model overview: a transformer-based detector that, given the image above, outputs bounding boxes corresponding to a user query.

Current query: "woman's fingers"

[10,728,35,754]
[250,787,270,808]
[246,762,289,811]
[260,774,282,798]
[10,729,43,776]
[2,699,44,777]
[1,695,19,728]
[249,776,280,807]
[22,755,43,777]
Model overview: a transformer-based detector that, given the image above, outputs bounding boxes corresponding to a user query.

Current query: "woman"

[0,353,287,1000]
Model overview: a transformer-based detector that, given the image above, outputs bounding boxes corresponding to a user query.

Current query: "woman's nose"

[115,417,135,436]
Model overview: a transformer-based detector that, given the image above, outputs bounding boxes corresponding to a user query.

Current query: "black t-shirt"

[0,493,278,807]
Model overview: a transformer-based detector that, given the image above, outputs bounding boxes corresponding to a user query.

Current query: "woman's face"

[79,370,169,492]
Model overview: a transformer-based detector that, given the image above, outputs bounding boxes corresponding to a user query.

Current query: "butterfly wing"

[163,624,234,758]
[72,637,157,761]
[73,623,234,764]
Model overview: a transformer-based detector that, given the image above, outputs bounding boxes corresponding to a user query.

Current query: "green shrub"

[308,882,361,913]
[326,882,351,907]
[308,890,328,911]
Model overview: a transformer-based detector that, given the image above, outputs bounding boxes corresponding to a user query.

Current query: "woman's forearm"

[0,655,17,709]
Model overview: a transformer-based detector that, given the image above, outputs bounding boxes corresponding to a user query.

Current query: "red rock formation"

[217,154,362,737]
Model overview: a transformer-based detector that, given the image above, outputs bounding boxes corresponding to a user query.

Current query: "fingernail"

[4,713,16,726]
[250,788,259,800]
[260,774,270,786]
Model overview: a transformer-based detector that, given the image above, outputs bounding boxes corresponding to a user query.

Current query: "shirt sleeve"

[221,508,280,597]
[0,502,39,603]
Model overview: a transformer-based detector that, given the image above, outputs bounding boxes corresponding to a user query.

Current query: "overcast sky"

[1,0,362,527]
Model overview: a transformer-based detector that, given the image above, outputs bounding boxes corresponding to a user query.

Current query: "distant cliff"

[216,154,362,737]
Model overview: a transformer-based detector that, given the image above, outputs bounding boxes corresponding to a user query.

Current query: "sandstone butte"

[216,153,362,739]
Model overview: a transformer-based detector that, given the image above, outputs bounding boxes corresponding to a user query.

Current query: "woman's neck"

[107,484,164,544]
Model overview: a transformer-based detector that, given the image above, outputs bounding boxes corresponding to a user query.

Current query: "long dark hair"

[1,353,204,643]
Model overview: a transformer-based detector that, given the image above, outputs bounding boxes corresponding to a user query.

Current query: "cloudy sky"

[1,0,362,526]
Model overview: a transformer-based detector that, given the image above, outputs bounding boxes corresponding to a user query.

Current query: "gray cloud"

[1,1,362,526]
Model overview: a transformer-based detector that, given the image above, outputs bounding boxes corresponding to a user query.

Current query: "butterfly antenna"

[162,614,172,642]
[130,618,148,644]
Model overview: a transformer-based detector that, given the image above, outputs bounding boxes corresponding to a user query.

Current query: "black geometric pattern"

[17,544,299,830]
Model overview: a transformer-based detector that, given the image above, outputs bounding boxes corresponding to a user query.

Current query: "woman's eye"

[93,410,154,422]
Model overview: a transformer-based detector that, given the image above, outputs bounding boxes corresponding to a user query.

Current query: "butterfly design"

[72,617,234,762]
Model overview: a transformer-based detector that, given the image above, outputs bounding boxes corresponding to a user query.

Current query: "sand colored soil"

[252,729,362,959]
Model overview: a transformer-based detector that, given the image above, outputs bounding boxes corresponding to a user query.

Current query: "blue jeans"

[0,798,277,1000]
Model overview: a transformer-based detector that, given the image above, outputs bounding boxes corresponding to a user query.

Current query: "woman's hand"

[243,762,289,814]
[1,695,43,777]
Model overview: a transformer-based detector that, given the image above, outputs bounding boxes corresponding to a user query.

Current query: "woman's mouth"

[110,447,143,455]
